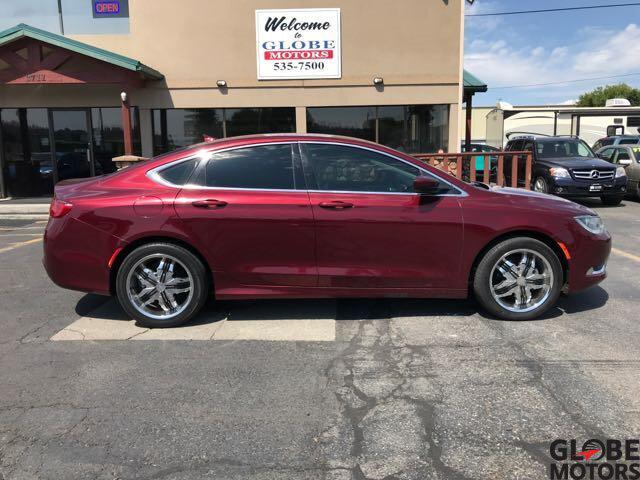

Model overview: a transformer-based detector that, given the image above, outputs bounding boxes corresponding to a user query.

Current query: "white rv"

[485,102,640,149]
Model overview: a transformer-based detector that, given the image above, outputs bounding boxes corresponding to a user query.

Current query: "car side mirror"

[619,159,632,166]
[413,176,440,195]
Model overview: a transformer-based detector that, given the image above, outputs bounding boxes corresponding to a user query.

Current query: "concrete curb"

[0,214,49,220]
[0,204,50,214]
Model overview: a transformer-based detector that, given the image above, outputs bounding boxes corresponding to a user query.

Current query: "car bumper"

[566,228,612,293]
[550,177,627,197]
[43,216,124,295]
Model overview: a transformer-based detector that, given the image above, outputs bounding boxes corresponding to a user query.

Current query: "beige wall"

[74,0,464,150]
[0,0,464,152]
[74,0,463,91]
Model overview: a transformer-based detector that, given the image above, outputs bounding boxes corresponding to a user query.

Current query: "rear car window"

[157,158,198,185]
[205,144,295,190]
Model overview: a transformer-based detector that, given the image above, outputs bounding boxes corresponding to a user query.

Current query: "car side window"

[613,149,630,163]
[514,140,525,151]
[203,144,298,190]
[303,143,446,194]
[156,158,199,186]
[599,148,615,162]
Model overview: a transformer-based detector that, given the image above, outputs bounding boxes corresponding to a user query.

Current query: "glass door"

[50,109,95,182]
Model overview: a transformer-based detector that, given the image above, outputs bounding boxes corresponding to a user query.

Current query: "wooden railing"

[412,151,534,190]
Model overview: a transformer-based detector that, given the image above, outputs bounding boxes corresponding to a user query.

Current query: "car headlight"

[575,215,605,235]
[550,167,570,178]
[616,166,627,178]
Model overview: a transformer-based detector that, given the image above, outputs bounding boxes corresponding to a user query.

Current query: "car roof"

[173,133,386,153]
[142,133,417,170]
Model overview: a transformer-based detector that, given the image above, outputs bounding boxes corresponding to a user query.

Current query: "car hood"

[537,157,615,169]
[489,186,596,216]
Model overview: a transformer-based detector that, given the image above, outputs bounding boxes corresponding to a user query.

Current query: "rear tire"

[473,237,563,320]
[115,242,209,328]
[601,195,623,206]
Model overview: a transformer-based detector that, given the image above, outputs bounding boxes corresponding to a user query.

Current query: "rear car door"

[173,143,317,287]
[300,142,464,290]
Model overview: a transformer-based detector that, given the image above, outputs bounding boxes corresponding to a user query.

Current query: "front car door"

[300,141,464,291]
[173,142,317,289]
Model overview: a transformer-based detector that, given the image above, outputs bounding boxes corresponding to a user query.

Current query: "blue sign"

[92,0,129,18]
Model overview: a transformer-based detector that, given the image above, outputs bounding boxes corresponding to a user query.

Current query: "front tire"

[533,176,549,194]
[115,242,209,328]
[601,195,623,206]
[473,237,563,320]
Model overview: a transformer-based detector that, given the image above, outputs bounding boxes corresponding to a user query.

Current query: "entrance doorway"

[50,109,95,182]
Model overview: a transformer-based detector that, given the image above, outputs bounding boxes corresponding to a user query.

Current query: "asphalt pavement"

[1,198,640,479]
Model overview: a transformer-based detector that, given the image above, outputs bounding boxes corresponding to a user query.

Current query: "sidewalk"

[0,197,51,218]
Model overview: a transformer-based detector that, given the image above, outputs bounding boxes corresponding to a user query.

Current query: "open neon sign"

[92,0,129,18]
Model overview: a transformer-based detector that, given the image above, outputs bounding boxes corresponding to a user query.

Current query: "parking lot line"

[0,237,42,254]
[611,247,640,263]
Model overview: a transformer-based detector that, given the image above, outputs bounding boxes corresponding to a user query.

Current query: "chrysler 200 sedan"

[43,134,611,328]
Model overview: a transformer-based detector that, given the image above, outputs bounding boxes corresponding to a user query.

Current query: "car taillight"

[49,198,73,218]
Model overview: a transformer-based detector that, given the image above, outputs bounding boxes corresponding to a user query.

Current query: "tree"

[576,84,640,107]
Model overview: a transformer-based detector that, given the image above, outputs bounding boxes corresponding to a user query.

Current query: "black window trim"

[148,141,467,197]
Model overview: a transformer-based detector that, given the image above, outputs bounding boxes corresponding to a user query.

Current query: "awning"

[463,69,488,95]
[0,23,163,84]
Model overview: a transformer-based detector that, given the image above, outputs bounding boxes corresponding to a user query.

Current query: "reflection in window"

[225,108,295,137]
[0,108,53,197]
[91,107,141,174]
[304,143,420,193]
[307,107,376,141]
[152,109,223,156]
[205,144,295,190]
[152,108,295,156]
[307,105,449,153]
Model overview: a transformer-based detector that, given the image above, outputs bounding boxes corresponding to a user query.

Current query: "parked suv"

[505,135,628,205]
[592,135,640,151]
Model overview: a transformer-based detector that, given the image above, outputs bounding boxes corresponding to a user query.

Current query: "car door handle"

[319,201,354,210]
[192,199,228,208]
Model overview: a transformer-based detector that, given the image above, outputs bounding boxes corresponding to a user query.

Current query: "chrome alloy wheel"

[489,249,554,313]
[125,253,194,320]
[533,178,547,193]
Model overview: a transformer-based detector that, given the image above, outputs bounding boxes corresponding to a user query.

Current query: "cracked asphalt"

[1,198,640,480]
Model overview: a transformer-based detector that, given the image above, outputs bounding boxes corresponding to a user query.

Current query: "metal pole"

[57,0,65,35]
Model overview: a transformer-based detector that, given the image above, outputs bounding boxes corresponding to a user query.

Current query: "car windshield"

[536,139,595,159]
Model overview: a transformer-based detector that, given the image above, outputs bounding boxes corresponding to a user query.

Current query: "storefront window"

[152,109,223,156]
[0,106,141,197]
[307,107,376,141]
[225,108,295,137]
[152,108,295,155]
[1,108,53,197]
[91,107,141,174]
[378,105,449,153]
[307,105,449,153]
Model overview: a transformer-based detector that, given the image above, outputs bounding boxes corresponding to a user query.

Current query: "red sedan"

[43,134,611,327]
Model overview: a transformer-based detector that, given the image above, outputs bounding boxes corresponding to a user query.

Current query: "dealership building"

[0,0,485,198]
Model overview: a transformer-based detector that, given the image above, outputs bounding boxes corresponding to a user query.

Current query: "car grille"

[572,168,615,180]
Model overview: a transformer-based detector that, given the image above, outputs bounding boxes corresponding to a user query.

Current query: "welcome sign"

[255,8,341,80]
